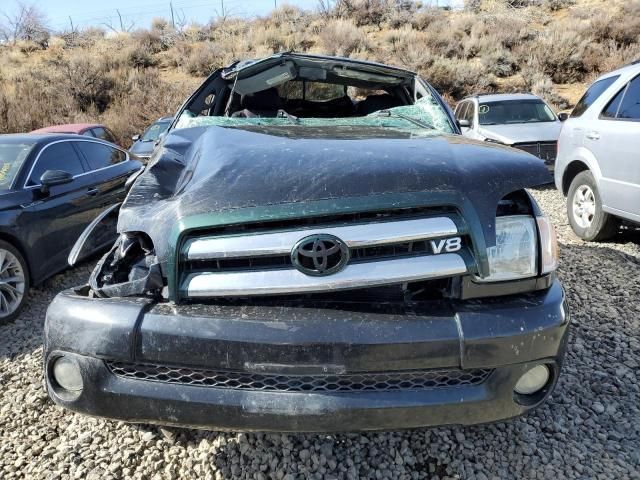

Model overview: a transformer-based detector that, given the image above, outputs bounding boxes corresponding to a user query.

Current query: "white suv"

[454,93,562,171]
[555,62,640,241]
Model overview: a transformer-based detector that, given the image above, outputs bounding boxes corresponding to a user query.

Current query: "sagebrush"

[0,0,638,145]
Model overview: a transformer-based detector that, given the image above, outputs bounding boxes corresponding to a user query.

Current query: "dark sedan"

[0,134,142,323]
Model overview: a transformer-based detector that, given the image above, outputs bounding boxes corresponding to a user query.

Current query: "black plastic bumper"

[44,282,570,432]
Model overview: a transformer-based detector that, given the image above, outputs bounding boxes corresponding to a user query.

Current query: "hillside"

[0,0,638,145]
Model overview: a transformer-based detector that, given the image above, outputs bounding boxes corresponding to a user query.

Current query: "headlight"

[484,138,507,145]
[477,214,559,283]
[478,215,537,282]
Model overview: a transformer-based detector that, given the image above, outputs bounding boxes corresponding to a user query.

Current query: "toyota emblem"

[291,234,349,276]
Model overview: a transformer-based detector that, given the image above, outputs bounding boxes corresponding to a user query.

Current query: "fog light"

[52,356,83,392]
[514,365,550,395]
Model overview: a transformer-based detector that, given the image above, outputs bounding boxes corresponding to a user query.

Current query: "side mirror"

[457,119,471,129]
[131,134,140,141]
[558,112,569,122]
[40,169,73,195]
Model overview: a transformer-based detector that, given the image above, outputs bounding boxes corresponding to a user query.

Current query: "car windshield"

[175,96,454,134]
[479,99,556,125]
[141,120,172,142]
[0,141,36,190]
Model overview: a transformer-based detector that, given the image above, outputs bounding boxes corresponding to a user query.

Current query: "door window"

[616,76,640,120]
[28,142,85,186]
[75,141,127,171]
[601,85,627,119]
[599,75,640,121]
[571,75,620,118]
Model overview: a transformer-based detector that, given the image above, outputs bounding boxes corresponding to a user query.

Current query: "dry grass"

[0,0,637,143]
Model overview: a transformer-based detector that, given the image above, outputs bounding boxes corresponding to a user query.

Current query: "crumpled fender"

[68,203,121,267]
[89,234,163,299]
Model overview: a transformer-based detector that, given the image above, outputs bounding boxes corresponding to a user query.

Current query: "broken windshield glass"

[174,97,454,134]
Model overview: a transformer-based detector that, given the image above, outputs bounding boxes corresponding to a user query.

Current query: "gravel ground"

[1,187,638,480]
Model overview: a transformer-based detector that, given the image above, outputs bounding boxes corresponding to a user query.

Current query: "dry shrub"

[545,0,575,11]
[516,63,569,108]
[145,19,182,51]
[598,43,640,74]
[0,70,76,132]
[333,0,395,26]
[250,25,291,52]
[268,4,307,28]
[481,48,517,77]
[386,9,413,29]
[419,12,477,59]
[318,19,365,57]
[382,27,430,71]
[123,41,158,69]
[61,27,106,49]
[16,40,42,53]
[205,20,252,65]
[411,8,444,31]
[164,41,192,69]
[56,55,116,113]
[184,42,221,76]
[532,77,569,109]
[131,29,167,54]
[101,70,188,144]
[422,57,496,98]
[525,27,590,83]
[585,2,640,48]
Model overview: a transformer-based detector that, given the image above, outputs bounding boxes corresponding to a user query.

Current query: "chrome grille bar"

[185,217,457,260]
[182,254,467,297]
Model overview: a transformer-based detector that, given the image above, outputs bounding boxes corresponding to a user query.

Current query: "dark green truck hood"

[119,125,551,266]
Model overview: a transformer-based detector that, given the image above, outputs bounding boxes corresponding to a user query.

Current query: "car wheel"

[567,171,619,241]
[0,240,29,325]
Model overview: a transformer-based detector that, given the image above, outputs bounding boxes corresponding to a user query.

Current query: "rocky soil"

[0,188,638,480]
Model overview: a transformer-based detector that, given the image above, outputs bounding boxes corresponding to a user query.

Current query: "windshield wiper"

[372,110,434,130]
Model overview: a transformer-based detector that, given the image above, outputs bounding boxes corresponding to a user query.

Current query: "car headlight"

[476,214,558,283]
[484,138,507,145]
[480,215,537,282]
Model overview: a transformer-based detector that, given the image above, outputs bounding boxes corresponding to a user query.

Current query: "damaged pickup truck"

[44,53,569,432]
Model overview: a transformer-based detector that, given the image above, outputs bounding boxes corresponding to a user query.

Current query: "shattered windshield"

[175,96,455,134]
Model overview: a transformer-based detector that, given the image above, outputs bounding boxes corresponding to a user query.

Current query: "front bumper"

[44,282,570,432]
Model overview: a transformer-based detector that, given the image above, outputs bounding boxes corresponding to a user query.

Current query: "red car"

[31,123,118,146]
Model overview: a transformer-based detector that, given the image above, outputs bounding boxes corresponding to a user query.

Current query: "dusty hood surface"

[119,125,551,263]
[478,122,562,144]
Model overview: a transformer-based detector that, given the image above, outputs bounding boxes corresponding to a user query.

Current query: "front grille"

[184,238,462,273]
[178,211,472,299]
[106,361,493,393]
[513,141,557,162]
